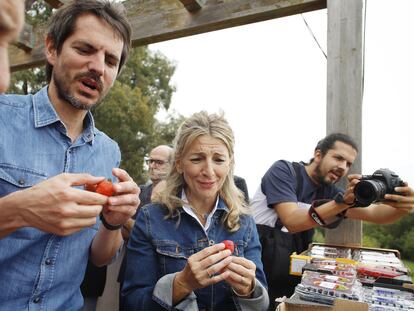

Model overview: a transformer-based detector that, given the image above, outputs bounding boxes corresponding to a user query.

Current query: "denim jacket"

[0,87,120,310]
[122,198,269,311]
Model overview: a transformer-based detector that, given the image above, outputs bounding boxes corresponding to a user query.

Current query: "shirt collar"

[32,86,60,128]
[32,86,96,144]
[180,190,230,226]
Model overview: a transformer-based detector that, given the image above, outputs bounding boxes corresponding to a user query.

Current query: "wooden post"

[325,0,364,246]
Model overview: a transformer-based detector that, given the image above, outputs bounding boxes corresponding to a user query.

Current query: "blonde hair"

[156,111,249,232]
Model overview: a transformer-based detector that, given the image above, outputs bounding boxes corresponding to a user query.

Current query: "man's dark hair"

[45,0,131,82]
[309,133,358,163]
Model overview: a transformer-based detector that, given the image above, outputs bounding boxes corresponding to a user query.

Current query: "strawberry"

[84,183,97,192]
[95,179,115,196]
[222,240,234,254]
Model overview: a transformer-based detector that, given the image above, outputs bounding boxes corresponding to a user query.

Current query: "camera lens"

[354,180,387,206]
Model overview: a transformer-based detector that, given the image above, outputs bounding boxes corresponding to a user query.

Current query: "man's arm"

[346,183,414,224]
[275,200,349,233]
[0,173,108,238]
[90,168,140,266]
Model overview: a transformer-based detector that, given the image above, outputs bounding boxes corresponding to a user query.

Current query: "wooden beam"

[43,0,65,8]
[125,0,326,46]
[178,0,207,12]
[324,0,364,246]
[10,0,326,71]
[12,22,35,52]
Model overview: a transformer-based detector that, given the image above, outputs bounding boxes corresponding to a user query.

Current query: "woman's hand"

[173,243,232,304]
[224,256,256,297]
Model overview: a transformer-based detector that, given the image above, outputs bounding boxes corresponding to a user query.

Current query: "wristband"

[99,213,122,231]
[308,200,329,226]
[333,192,356,208]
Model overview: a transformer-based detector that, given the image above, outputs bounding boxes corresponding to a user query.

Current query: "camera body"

[354,169,404,207]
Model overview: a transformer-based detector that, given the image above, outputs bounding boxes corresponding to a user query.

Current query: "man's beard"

[315,162,335,186]
[54,71,103,111]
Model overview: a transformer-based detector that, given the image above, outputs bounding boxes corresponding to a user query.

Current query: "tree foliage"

[93,48,182,184]
[9,1,183,185]
[364,214,414,260]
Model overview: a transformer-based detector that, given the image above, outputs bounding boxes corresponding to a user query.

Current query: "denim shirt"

[122,199,269,311]
[0,86,121,311]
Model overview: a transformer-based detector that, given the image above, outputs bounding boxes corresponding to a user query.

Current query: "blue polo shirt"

[0,86,120,310]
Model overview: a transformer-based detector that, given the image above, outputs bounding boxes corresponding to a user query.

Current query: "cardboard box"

[290,242,401,276]
[277,298,368,311]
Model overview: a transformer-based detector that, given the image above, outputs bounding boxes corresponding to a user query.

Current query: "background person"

[139,144,173,208]
[0,0,25,92]
[234,175,249,204]
[117,145,173,310]
[0,1,140,310]
[122,111,269,311]
[251,133,414,311]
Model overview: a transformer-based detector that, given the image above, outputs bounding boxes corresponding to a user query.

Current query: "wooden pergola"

[10,0,364,246]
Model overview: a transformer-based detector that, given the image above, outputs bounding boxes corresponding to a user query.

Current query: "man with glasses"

[117,144,173,309]
[141,145,174,208]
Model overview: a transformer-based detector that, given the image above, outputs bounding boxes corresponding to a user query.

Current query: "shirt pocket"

[0,163,47,196]
[0,164,48,240]
[155,240,198,275]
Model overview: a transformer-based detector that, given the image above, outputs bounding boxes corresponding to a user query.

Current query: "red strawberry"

[222,240,234,254]
[84,183,97,192]
[95,179,115,196]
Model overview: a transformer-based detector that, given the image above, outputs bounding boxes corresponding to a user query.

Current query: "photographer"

[251,133,414,311]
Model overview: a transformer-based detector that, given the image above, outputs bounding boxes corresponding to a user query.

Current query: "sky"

[149,0,414,196]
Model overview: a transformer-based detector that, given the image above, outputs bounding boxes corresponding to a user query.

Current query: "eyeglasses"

[145,159,167,166]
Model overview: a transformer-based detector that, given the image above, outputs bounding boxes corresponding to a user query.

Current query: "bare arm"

[275,200,349,233]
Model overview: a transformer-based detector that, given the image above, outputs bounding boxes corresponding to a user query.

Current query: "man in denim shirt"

[0,1,140,310]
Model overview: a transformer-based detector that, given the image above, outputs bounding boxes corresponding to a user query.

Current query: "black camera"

[354,169,404,207]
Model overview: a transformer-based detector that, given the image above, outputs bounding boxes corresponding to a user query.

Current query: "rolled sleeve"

[234,279,269,311]
[153,273,198,311]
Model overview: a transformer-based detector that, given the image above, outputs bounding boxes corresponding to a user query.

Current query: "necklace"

[190,206,208,220]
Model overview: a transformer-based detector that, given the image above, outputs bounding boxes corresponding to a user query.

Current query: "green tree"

[93,47,179,184]
[364,214,414,260]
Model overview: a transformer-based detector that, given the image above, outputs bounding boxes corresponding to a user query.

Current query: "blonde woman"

[123,111,268,310]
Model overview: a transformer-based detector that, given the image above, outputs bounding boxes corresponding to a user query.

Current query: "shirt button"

[33,297,41,303]
[18,179,25,185]
[45,258,52,265]
[209,240,215,246]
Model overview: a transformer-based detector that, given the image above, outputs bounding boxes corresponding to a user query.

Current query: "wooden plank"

[43,0,65,8]
[324,0,364,245]
[12,22,35,52]
[10,0,326,71]
[178,0,207,12]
